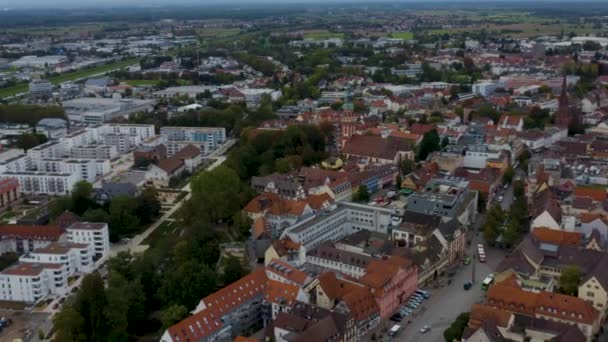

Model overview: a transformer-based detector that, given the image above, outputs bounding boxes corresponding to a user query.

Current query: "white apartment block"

[36,159,98,183]
[71,145,118,160]
[66,222,110,261]
[101,133,133,153]
[0,155,29,174]
[62,128,99,150]
[19,242,95,275]
[160,127,226,156]
[3,171,80,195]
[27,141,66,163]
[0,263,67,302]
[99,123,155,141]
[0,225,63,255]
[282,202,394,250]
[463,145,503,169]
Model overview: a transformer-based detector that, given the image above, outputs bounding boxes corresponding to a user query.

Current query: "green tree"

[109,196,140,241]
[71,181,95,215]
[222,257,247,286]
[161,305,189,330]
[135,188,161,225]
[159,260,217,309]
[558,265,582,296]
[74,273,108,342]
[17,132,47,151]
[82,209,110,223]
[49,197,74,220]
[185,165,242,223]
[400,159,416,175]
[354,184,370,203]
[53,306,86,342]
[443,312,470,342]
[417,129,441,161]
[502,166,515,185]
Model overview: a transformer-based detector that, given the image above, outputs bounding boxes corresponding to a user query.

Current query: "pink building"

[359,256,418,319]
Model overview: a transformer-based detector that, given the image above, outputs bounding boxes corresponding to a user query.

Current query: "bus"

[477,244,486,263]
[481,274,495,290]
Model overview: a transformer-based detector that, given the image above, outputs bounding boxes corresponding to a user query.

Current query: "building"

[62,97,155,123]
[19,242,95,275]
[3,171,79,195]
[0,224,63,255]
[342,135,413,165]
[29,79,53,99]
[0,178,20,209]
[472,81,506,97]
[66,222,110,261]
[71,145,118,160]
[0,263,66,302]
[463,145,505,170]
[282,202,395,250]
[406,177,478,226]
[36,118,68,139]
[160,127,226,156]
[555,75,582,132]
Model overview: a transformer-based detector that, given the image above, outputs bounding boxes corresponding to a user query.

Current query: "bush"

[443,312,470,342]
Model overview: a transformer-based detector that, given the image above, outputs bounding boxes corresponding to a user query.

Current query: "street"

[394,235,505,342]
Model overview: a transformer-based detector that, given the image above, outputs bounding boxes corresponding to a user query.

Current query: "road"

[394,234,505,342]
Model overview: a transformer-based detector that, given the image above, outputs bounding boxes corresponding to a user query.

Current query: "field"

[124,79,161,87]
[389,31,414,40]
[303,31,345,40]
[197,27,241,38]
[0,58,140,99]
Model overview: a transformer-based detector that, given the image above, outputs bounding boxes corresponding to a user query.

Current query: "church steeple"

[555,75,571,129]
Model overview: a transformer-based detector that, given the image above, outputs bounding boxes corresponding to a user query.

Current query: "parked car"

[52,303,59,310]
[420,325,431,333]
[463,282,472,291]
[463,256,471,265]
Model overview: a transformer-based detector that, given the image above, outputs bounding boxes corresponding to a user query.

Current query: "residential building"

[71,145,118,160]
[0,224,63,255]
[0,263,66,302]
[160,127,226,156]
[3,171,79,195]
[0,178,20,209]
[19,242,94,275]
[472,81,506,97]
[66,222,110,261]
[29,79,53,99]
[342,135,414,165]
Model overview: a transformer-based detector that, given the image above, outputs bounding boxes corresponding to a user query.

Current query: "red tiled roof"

[532,227,582,246]
[167,269,268,342]
[266,259,309,286]
[2,262,62,276]
[157,157,185,174]
[0,224,63,241]
[575,187,607,203]
[173,144,201,160]
[264,279,300,306]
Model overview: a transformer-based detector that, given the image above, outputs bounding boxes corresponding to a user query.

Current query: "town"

[1,1,608,342]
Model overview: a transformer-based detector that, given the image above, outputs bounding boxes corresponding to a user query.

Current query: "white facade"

[464,145,502,169]
[160,127,226,156]
[472,81,505,97]
[283,202,394,250]
[99,123,155,141]
[3,171,79,195]
[0,263,67,302]
[66,222,110,261]
[71,145,118,160]
[19,242,95,275]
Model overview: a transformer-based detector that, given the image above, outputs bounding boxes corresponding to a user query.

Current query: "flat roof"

[2,262,62,276]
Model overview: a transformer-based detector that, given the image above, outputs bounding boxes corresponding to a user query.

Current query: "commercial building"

[282,202,395,250]
[406,177,478,226]
[472,80,506,97]
[62,97,155,123]
[36,118,68,139]
[29,79,53,99]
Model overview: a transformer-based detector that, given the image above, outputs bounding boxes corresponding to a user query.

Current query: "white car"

[420,325,431,333]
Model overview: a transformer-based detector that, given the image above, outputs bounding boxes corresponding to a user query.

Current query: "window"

[587,291,595,298]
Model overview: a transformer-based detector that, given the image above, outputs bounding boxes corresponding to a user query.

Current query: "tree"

[502,166,515,185]
[443,312,470,342]
[82,209,110,223]
[417,129,441,161]
[109,196,140,241]
[400,159,416,175]
[222,257,247,286]
[49,197,74,220]
[74,273,108,342]
[396,174,402,190]
[159,260,217,309]
[559,265,582,296]
[71,181,95,216]
[483,205,505,243]
[17,132,47,151]
[185,165,242,223]
[162,305,189,330]
[135,188,161,225]
[54,306,86,342]
[354,184,370,203]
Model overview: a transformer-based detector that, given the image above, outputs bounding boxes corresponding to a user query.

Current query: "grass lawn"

[124,79,161,87]
[389,31,414,40]
[141,220,179,247]
[303,32,345,40]
[0,58,140,99]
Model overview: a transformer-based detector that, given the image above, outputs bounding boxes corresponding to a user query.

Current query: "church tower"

[555,75,571,129]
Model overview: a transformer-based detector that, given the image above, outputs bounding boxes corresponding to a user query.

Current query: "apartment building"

[66,222,110,260]
[160,127,226,156]
[0,262,66,302]
[0,224,63,254]
[0,178,20,209]
[3,171,79,195]
[71,145,118,161]
[101,133,133,153]
[19,242,95,275]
